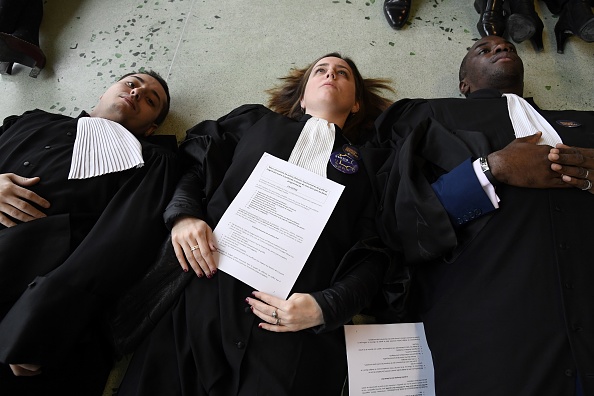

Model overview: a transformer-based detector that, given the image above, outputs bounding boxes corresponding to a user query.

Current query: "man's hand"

[0,173,50,227]
[549,144,594,194]
[9,363,42,376]
[487,132,569,189]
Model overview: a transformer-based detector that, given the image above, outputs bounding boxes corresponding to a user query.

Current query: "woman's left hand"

[246,291,324,332]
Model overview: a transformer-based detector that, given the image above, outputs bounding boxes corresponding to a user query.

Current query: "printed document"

[214,153,344,298]
[344,323,435,396]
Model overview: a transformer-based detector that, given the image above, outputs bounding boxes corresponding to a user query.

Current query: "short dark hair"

[118,70,171,126]
[459,48,471,83]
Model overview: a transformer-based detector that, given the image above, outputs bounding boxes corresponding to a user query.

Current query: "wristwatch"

[479,157,500,187]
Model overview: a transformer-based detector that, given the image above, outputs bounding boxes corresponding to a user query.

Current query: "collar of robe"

[288,116,336,178]
[502,93,563,146]
[68,116,144,180]
[467,90,562,146]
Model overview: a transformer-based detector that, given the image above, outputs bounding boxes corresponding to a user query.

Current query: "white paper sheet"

[344,323,435,396]
[213,153,344,298]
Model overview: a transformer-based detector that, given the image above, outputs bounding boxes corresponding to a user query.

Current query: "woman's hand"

[171,216,218,278]
[246,291,324,332]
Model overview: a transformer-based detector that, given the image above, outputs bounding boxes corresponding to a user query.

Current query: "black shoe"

[507,0,544,51]
[383,0,411,30]
[474,0,507,37]
[0,32,46,77]
[555,0,594,53]
[0,61,13,75]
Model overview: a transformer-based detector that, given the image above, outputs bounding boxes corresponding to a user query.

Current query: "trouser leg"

[11,0,43,46]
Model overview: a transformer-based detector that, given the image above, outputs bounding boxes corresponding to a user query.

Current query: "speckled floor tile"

[1,0,592,142]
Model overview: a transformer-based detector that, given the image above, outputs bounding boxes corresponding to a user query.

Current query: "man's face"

[460,36,524,95]
[93,74,167,136]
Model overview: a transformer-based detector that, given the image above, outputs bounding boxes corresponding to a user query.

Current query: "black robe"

[374,90,594,396]
[0,109,180,395]
[118,104,390,396]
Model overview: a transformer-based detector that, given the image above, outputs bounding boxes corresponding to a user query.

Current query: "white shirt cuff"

[472,159,500,209]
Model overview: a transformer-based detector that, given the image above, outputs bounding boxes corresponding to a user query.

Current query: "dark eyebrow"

[131,75,163,106]
[314,63,351,73]
[474,42,489,51]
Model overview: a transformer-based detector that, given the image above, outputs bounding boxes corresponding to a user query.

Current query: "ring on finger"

[275,318,281,326]
[190,245,200,252]
[582,179,592,191]
[271,310,277,319]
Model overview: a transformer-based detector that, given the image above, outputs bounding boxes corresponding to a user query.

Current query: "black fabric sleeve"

[0,145,180,366]
[0,109,44,136]
[310,237,392,333]
[163,104,270,229]
[309,185,395,333]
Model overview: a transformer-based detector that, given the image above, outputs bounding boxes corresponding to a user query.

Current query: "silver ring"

[190,245,200,252]
[582,179,592,191]
[271,310,277,319]
[275,318,281,326]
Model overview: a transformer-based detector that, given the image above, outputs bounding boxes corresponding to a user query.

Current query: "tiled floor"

[1,0,592,143]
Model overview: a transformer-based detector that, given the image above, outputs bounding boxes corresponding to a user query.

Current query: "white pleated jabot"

[503,93,563,146]
[287,117,336,177]
[68,117,144,180]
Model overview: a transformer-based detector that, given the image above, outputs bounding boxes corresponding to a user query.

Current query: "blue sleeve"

[431,158,496,227]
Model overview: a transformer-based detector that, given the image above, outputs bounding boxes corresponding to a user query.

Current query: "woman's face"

[300,57,360,119]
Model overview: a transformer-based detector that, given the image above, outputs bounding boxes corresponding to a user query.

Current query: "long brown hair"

[266,53,394,143]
